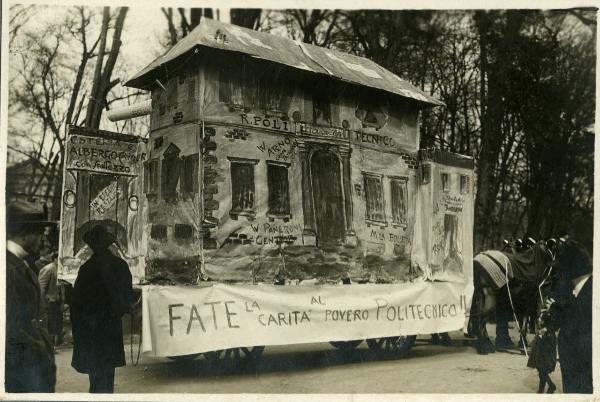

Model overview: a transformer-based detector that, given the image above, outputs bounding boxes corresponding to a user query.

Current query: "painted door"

[74,172,129,254]
[310,150,345,245]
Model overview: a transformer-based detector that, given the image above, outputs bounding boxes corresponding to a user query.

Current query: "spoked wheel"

[203,346,265,366]
[366,335,416,356]
[329,340,363,352]
[167,353,202,362]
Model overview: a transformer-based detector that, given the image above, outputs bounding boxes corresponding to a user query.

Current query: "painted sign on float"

[141,282,469,357]
[66,133,147,175]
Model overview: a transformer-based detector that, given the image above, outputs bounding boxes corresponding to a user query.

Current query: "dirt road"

[54,326,562,394]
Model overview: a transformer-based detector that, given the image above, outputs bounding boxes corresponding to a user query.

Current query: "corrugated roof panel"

[125,18,443,107]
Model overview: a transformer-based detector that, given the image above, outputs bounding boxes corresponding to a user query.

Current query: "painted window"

[460,175,470,194]
[441,172,450,192]
[143,159,159,195]
[267,162,290,217]
[313,90,332,125]
[363,173,385,223]
[180,154,199,194]
[229,157,258,218]
[167,77,178,109]
[155,91,166,116]
[249,65,293,117]
[150,224,167,241]
[390,177,408,225]
[220,62,292,117]
[187,78,196,102]
[219,64,244,108]
[161,143,181,202]
[174,224,194,241]
[421,164,431,185]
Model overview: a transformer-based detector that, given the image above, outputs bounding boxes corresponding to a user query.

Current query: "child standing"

[527,310,558,393]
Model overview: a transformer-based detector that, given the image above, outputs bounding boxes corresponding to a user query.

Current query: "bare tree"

[8,4,35,47]
[269,9,340,47]
[161,7,206,46]
[9,6,131,218]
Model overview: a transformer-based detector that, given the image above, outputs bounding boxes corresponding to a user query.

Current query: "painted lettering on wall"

[369,228,409,245]
[249,222,302,245]
[355,131,396,148]
[241,114,292,132]
[238,115,409,153]
[441,194,464,213]
[298,123,350,141]
[257,137,298,163]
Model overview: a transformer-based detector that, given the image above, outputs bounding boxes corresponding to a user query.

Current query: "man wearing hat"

[70,224,133,393]
[5,201,56,392]
[549,239,593,393]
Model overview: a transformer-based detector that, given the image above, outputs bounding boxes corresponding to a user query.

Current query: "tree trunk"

[85,8,129,129]
[84,7,109,128]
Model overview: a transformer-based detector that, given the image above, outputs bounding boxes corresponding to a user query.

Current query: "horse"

[467,239,556,355]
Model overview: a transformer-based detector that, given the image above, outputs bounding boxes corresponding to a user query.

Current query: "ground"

[54,325,562,394]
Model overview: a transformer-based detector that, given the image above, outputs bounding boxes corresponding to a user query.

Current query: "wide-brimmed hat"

[83,225,116,250]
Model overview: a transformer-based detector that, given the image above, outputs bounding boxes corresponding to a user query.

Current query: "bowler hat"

[83,225,116,250]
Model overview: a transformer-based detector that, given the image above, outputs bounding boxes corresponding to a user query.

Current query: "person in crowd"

[549,239,593,393]
[70,225,134,393]
[38,226,64,347]
[5,201,56,392]
[33,225,57,273]
[526,309,557,393]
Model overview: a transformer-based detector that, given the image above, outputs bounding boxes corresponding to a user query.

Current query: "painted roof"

[125,18,443,107]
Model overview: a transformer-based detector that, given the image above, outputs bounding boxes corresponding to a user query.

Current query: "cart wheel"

[329,340,363,351]
[366,335,416,356]
[167,353,202,361]
[203,346,265,365]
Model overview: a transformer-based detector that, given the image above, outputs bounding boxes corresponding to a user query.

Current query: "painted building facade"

[125,19,475,285]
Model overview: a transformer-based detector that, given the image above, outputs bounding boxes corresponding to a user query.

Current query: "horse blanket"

[474,250,512,288]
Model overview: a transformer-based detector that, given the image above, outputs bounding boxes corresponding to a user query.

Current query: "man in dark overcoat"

[550,239,593,393]
[5,202,56,392]
[70,225,133,393]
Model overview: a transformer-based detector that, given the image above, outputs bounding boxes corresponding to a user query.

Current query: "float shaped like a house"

[124,18,475,285]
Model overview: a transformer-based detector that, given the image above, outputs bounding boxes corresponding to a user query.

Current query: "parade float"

[59,18,475,362]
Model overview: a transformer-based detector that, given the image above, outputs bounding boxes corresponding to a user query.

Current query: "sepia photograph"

[2,1,596,398]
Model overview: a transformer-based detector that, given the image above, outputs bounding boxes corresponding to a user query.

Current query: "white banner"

[142,281,471,357]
